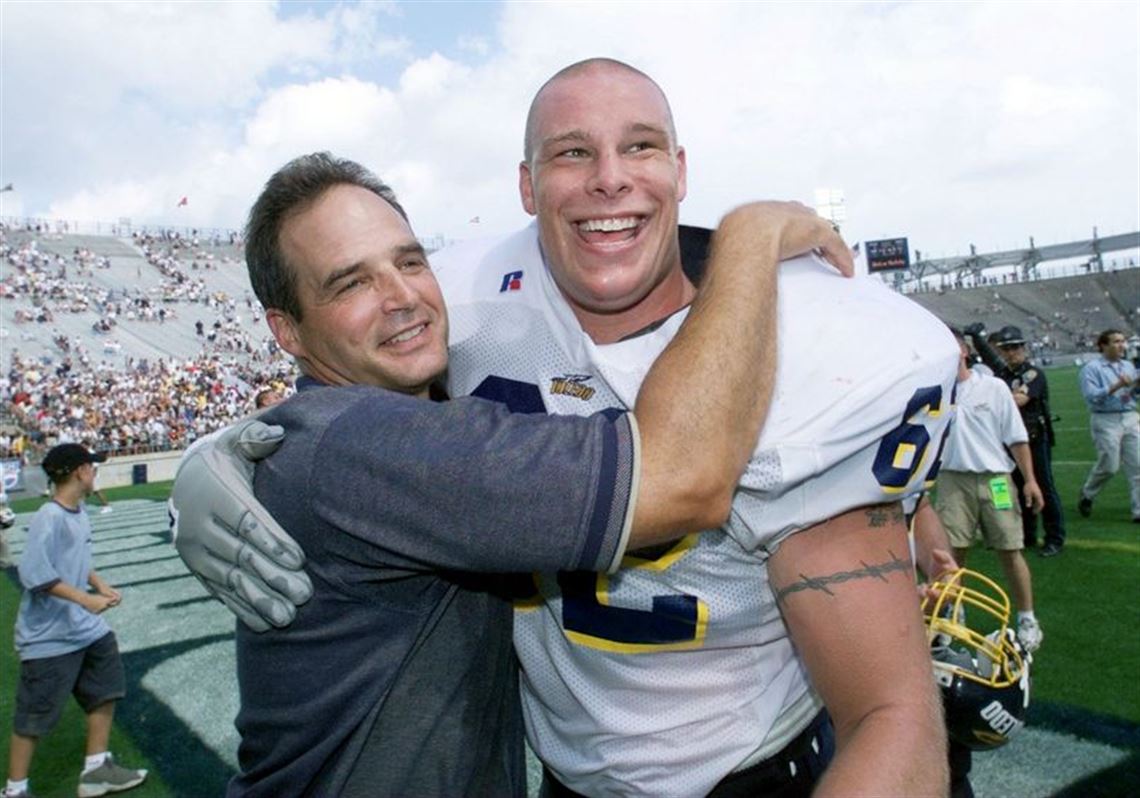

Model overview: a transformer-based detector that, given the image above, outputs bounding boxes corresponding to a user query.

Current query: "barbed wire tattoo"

[775,549,910,604]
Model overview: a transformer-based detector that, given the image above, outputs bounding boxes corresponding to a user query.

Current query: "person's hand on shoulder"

[170,418,312,632]
[718,201,855,277]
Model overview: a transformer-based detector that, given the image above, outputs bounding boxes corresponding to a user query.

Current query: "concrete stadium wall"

[100,449,183,488]
[12,448,184,497]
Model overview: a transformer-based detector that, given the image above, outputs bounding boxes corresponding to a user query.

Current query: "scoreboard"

[864,237,910,272]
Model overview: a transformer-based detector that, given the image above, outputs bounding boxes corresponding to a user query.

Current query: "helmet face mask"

[924,569,1031,750]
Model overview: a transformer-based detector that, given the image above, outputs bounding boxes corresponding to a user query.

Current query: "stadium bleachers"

[1,224,294,461]
[1,228,262,365]
[906,269,1139,354]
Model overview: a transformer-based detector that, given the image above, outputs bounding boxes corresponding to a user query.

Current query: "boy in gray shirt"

[4,444,147,798]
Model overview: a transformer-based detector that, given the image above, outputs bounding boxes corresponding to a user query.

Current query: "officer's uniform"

[966,325,1066,553]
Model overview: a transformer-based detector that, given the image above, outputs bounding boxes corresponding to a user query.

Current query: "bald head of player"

[519,58,693,343]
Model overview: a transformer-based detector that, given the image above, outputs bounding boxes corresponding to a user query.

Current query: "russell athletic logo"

[550,374,596,402]
[499,270,524,292]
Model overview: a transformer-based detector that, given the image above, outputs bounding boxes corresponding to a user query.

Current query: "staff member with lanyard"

[964,323,1067,556]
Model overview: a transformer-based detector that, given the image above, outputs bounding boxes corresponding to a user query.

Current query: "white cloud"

[242,78,401,153]
[3,2,334,111]
[325,2,411,68]
[398,52,468,98]
[2,0,1136,257]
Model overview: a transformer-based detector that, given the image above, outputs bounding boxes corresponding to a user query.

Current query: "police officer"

[964,324,1066,556]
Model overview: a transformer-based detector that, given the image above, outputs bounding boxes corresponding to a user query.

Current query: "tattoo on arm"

[775,549,910,604]
[864,504,905,528]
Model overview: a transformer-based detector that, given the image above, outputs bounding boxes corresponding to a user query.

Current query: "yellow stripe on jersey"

[564,597,710,654]
[619,533,700,570]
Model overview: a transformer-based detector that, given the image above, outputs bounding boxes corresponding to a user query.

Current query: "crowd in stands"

[1,223,295,463]
[4,217,241,248]
[901,259,1139,357]
[2,237,108,318]
[131,227,242,250]
[0,349,295,462]
[1,225,247,325]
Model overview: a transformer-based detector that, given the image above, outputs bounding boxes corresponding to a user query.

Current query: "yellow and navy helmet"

[923,568,1031,751]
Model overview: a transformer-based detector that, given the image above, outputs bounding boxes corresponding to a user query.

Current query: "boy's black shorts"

[14,631,125,737]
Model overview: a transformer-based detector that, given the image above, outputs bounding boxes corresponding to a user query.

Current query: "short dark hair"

[1097,329,1125,350]
[254,387,280,409]
[244,152,408,321]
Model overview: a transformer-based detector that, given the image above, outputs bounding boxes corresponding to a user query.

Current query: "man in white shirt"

[934,327,1045,652]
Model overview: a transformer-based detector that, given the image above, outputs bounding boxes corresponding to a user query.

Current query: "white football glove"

[170,418,312,632]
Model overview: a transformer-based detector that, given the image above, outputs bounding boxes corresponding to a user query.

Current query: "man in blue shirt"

[1078,329,1140,523]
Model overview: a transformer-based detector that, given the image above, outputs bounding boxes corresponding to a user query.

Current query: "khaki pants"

[1081,409,1140,517]
[934,470,1024,550]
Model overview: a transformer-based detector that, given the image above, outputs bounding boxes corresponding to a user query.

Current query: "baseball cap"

[42,444,107,482]
[993,325,1026,347]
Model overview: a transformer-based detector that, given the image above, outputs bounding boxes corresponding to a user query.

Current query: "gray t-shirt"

[16,501,109,660]
[230,378,637,797]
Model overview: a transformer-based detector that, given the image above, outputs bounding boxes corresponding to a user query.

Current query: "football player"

[175,58,958,795]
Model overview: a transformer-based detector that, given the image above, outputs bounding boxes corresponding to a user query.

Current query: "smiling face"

[520,61,692,341]
[267,183,449,397]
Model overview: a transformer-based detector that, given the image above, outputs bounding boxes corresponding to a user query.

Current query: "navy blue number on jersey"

[471,376,547,414]
[872,385,946,493]
[558,564,705,653]
[472,375,705,652]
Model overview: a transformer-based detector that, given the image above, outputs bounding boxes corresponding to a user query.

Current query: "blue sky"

[1,1,1137,260]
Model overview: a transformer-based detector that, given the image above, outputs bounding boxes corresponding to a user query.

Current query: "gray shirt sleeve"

[18,508,63,592]
[257,385,637,577]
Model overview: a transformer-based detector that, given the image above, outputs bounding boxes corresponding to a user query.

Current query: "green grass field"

[954,367,1140,724]
[1,364,1137,796]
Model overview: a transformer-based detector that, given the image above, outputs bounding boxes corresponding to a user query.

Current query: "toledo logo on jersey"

[499,270,524,293]
[550,374,596,402]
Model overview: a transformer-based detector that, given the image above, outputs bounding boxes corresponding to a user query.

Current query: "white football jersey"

[433,223,959,798]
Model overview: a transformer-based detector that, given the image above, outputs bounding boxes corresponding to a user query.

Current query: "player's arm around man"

[631,203,850,544]
[170,200,851,625]
[768,502,949,796]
